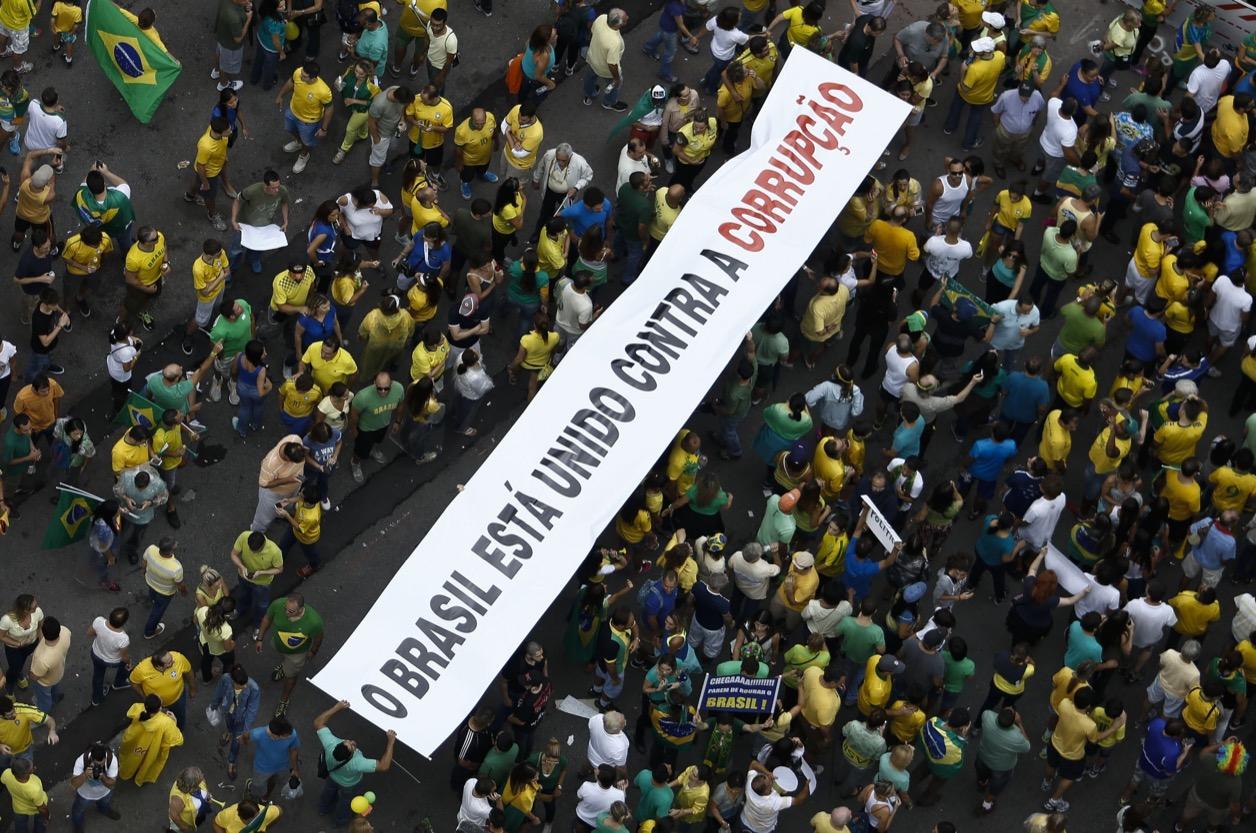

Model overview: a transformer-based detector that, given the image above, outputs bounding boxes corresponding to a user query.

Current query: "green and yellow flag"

[113,390,161,429]
[42,488,101,549]
[85,0,181,124]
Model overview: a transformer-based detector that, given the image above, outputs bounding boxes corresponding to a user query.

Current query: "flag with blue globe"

[85,0,181,123]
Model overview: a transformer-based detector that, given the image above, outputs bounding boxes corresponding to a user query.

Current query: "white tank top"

[882,347,917,396]
[931,174,970,227]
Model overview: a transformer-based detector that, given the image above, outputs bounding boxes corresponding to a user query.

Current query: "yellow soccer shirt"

[292,501,322,545]
[1160,473,1201,521]
[125,234,167,286]
[300,344,358,391]
[454,113,497,167]
[537,227,568,274]
[955,0,987,29]
[396,0,445,35]
[1091,705,1126,750]
[1237,640,1256,684]
[649,186,681,241]
[0,704,47,754]
[503,104,544,169]
[1054,354,1096,407]
[270,269,315,312]
[959,53,1007,105]
[1182,687,1219,733]
[289,70,333,123]
[1168,591,1220,637]
[410,337,450,381]
[407,96,454,149]
[1039,410,1072,469]
[192,251,230,303]
[111,437,151,474]
[1155,255,1189,303]
[214,804,281,833]
[279,378,323,418]
[737,40,778,88]
[0,0,37,31]
[666,430,700,493]
[1087,426,1131,474]
[782,5,819,46]
[1153,417,1206,465]
[195,128,228,178]
[492,193,525,235]
[1208,466,1256,512]
[0,771,46,815]
[1133,223,1167,277]
[129,653,192,706]
[62,231,113,276]
[407,196,449,235]
[519,330,559,371]
[995,190,1032,230]
[50,0,80,33]
[405,280,441,323]
[1051,698,1098,760]
[716,76,756,124]
[152,424,185,472]
[857,655,891,716]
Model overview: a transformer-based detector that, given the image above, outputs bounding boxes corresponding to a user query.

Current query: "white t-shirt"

[1039,98,1078,158]
[107,341,139,383]
[90,616,130,664]
[72,752,119,800]
[1186,60,1231,113]
[1209,276,1252,333]
[24,101,67,152]
[922,235,973,279]
[556,279,594,337]
[889,457,924,508]
[457,779,493,826]
[0,340,16,380]
[1123,598,1178,648]
[575,782,625,826]
[739,770,794,833]
[615,144,653,193]
[1018,494,1065,549]
[881,346,917,397]
[340,190,391,241]
[1074,578,1121,619]
[706,18,749,60]
[586,715,629,768]
[729,551,781,600]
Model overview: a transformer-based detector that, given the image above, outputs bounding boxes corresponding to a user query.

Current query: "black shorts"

[1045,743,1085,780]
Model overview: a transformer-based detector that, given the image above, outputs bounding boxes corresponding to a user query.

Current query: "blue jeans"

[71,793,114,827]
[23,351,52,381]
[144,588,173,638]
[318,780,354,824]
[582,68,620,105]
[236,383,264,437]
[613,235,644,285]
[89,652,129,705]
[13,813,45,833]
[88,541,114,585]
[280,526,321,570]
[235,580,272,630]
[505,297,540,340]
[33,682,60,713]
[168,690,188,729]
[283,107,322,148]
[250,43,280,89]
[228,230,263,274]
[644,29,678,79]
[279,412,313,435]
[700,56,731,94]
[944,95,988,150]
[718,414,744,458]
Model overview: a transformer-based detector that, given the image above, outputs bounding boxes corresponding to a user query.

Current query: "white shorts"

[1124,259,1155,305]
[1145,676,1185,717]
[195,295,222,328]
[1207,319,1240,347]
[1180,552,1224,589]
[217,44,244,75]
[1,24,29,54]
[687,618,727,660]
[369,136,391,167]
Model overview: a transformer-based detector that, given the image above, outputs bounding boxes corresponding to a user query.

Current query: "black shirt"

[929,303,985,357]
[30,306,57,354]
[837,15,878,70]
[448,299,487,348]
[451,721,493,765]
[17,248,53,297]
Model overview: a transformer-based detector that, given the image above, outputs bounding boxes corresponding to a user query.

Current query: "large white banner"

[311,49,911,757]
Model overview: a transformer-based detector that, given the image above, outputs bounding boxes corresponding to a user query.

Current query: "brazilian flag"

[85,0,181,124]
[939,279,996,328]
[42,489,101,549]
[113,390,161,429]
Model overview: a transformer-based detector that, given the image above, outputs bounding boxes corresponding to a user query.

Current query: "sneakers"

[332,149,346,165]
[369,447,386,463]
[1207,366,1222,378]
[282,140,302,153]
[63,54,71,65]
[77,298,92,318]
[293,153,310,174]
[417,449,440,463]
[210,377,222,402]
[389,64,402,77]
[47,363,65,375]
[210,67,221,80]
[110,681,131,691]
[145,623,166,639]
[181,338,194,356]
[228,380,240,406]
[409,64,421,76]
[582,96,594,106]
[101,808,122,821]
[351,460,364,483]
[14,62,32,74]
[480,171,499,183]
[460,181,472,199]
[1040,778,1052,792]
[1043,799,1070,812]
[602,101,628,112]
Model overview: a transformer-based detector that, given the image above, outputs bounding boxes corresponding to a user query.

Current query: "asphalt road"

[1,0,1253,831]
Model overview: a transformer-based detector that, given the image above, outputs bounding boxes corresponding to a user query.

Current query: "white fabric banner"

[311,49,911,757]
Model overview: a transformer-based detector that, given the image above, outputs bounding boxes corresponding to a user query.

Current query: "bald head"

[666,184,685,205]
[831,808,852,827]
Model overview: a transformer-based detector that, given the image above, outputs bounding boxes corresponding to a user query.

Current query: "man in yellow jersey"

[181,239,231,356]
[275,60,334,174]
[501,100,544,178]
[61,224,113,319]
[390,0,446,76]
[944,37,1006,152]
[121,226,169,331]
[453,107,499,200]
[405,83,453,188]
[185,118,231,233]
[269,261,316,372]
[0,0,39,74]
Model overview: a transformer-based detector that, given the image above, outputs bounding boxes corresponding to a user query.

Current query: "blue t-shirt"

[643,581,678,621]
[892,419,925,458]
[1063,619,1102,669]
[559,199,612,237]
[1062,63,1101,115]
[1138,718,1183,779]
[1237,69,1256,98]
[974,517,1017,566]
[302,427,342,467]
[211,103,239,132]
[405,240,452,277]
[969,438,1017,481]
[249,726,301,774]
[1221,230,1245,275]
[999,372,1050,424]
[659,0,685,33]
[1002,469,1041,517]
[297,311,338,352]
[691,581,731,631]
[1126,306,1167,362]
[308,220,338,261]
[844,538,880,600]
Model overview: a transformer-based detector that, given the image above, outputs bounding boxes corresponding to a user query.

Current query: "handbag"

[505,53,524,95]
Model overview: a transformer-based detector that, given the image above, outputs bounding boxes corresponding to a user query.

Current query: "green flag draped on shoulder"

[113,390,161,429]
[43,488,102,549]
[85,0,181,124]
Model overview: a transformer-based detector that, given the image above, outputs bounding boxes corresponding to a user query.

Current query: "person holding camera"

[70,742,121,829]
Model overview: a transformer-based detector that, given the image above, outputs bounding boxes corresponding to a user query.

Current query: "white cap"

[981,11,1005,28]
[971,36,997,53]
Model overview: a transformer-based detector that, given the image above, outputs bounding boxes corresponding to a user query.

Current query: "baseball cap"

[922,629,946,649]
[1018,80,1036,97]
[705,533,727,554]
[971,36,996,53]
[876,655,906,675]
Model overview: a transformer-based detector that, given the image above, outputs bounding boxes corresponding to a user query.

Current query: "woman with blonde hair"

[527,737,568,830]
[167,766,211,832]
[594,800,631,832]
[195,565,227,610]
[0,594,43,693]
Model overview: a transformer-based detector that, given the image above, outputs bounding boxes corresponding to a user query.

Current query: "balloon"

[285,20,300,40]
[363,791,377,804]
[350,796,371,815]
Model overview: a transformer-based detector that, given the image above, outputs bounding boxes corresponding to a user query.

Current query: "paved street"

[0,0,1253,831]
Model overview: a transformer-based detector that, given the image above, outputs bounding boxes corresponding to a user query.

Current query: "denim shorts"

[284,108,322,147]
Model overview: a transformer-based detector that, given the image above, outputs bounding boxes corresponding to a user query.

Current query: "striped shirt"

[143,548,184,596]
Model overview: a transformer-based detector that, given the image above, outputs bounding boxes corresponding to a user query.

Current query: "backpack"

[505,53,524,95]
[317,746,350,779]
[636,578,663,608]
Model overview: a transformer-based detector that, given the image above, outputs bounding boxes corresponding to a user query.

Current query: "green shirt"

[232,530,283,586]
[145,373,194,415]
[836,617,884,664]
[1039,227,1078,281]
[208,299,254,359]
[1,426,32,467]
[505,262,550,306]
[316,726,378,788]
[976,709,1032,771]
[942,653,975,693]
[1182,187,1213,243]
[236,182,290,227]
[1057,302,1106,354]
[1121,91,1171,116]
[351,381,404,433]
[752,323,790,366]
[74,185,135,236]
[214,0,250,49]
[1205,658,1247,696]
[616,183,654,243]
[755,494,796,548]
[1245,413,1256,457]
[478,744,520,788]
[841,719,888,768]
[714,660,769,677]
[1055,165,1096,198]
[634,769,675,822]
[266,599,324,654]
